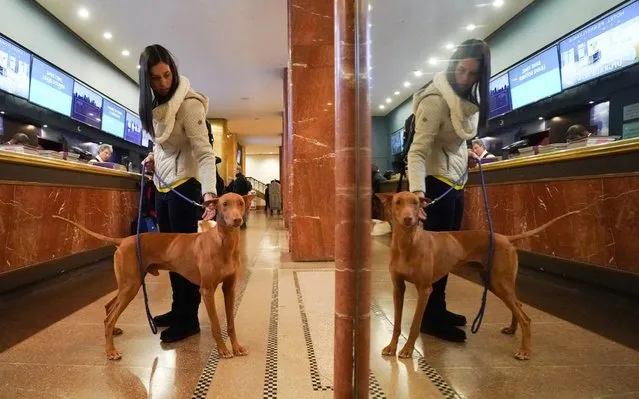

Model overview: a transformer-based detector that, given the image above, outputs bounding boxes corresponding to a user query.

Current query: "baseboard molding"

[517,250,639,297]
[0,246,115,295]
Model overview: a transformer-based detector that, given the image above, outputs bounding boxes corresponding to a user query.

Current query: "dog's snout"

[403,216,414,225]
[233,217,242,226]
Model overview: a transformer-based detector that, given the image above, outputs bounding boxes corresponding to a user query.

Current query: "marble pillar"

[287,0,336,261]
[334,0,372,397]
[282,68,290,229]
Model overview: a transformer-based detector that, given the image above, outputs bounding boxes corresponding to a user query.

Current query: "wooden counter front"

[0,151,139,293]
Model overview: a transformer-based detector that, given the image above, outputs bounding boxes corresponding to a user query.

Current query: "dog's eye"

[222,202,228,207]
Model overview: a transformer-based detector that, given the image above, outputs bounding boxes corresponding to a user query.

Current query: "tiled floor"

[1,212,638,398]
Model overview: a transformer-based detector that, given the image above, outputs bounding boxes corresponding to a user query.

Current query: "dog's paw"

[106,349,122,360]
[233,345,248,357]
[381,344,397,356]
[398,346,414,359]
[112,327,123,336]
[501,326,516,335]
[514,350,531,361]
[217,345,234,359]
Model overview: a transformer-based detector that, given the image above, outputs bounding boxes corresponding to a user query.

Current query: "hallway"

[1,212,638,399]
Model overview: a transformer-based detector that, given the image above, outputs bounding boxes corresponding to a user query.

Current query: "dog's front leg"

[398,286,432,358]
[222,274,247,356]
[201,285,233,359]
[382,275,405,356]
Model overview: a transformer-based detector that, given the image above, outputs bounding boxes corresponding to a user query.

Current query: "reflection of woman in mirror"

[407,39,491,343]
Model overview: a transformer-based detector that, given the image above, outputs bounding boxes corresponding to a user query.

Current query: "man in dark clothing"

[372,164,387,219]
[231,166,252,228]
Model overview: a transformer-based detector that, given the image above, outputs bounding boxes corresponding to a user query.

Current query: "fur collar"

[152,76,209,144]
[432,72,479,141]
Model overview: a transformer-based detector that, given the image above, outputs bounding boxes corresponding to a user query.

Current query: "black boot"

[444,310,467,327]
[152,311,174,328]
[160,322,200,343]
[421,322,467,343]
[161,275,201,343]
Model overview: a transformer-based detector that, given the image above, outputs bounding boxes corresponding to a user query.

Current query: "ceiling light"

[538,117,544,120]
[379,105,385,110]
[368,4,372,11]
[466,24,477,31]
[394,91,400,96]
[103,32,112,40]
[413,70,423,77]
[137,65,141,70]
[385,97,392,104]
[0,111,4,115]
[42,124,48,128]
[589,100,595,104]
[493,0,505,7]
[428,57,438,65]
[77,7,90,19]
[121,49,130,57]
[368,23,372,28]
[445,43,455,50]
[403,81,411,88]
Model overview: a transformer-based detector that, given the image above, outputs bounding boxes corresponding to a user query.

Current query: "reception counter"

[0,150,139,293]
[382,138,639,295]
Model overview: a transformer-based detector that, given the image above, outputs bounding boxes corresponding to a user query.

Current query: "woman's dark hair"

[447,39,491,129]
[565,124,591,142]
[138,44,179,136]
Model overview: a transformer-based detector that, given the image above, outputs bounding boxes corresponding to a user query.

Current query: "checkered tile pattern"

[191,270,252,399]
[293,272,333,391]
[368,371,387,399]
[371,302,461,399]
[262,270,279,398]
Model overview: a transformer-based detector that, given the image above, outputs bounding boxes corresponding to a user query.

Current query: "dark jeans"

[155,178,202,327]
[422,176,465,323]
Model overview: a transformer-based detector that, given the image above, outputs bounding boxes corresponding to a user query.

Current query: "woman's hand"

[202,193,217,220]
[142,153,155,173]
[413,191,431,222]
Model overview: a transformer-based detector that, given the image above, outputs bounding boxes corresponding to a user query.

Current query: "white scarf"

[432,72,479,141]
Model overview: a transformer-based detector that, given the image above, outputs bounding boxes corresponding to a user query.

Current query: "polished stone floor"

[1,212,638,398]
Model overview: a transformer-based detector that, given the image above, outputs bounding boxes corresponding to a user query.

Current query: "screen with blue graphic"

[488,73,512,119]
[29,57,74,116]
[560,1,639,89]
[508,46,562,110]
[0,36,31,99]
[71,81,103,129]
[101,99,125,138]
[124,112,142,145]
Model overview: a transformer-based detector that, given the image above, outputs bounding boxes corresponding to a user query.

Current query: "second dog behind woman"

[139,44,217,343]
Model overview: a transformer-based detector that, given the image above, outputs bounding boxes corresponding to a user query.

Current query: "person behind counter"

[566,124,592,142]
[88,144,113,164]
[470,138,495,160]
[139,44,218,343]
[6,132,32,146]
[407,38,491,343]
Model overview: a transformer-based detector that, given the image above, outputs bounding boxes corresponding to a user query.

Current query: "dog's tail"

[53,215,123,246]
[506,209,582,243]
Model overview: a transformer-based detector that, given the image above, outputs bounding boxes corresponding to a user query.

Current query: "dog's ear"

[375,193,394,208]
[242,195,255,214]
[198,220,212,232]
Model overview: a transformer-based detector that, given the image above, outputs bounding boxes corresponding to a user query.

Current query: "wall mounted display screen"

[0,36,31,99]
[390,129,404,155]
[560,1,639,89]
[101,99,125,138]
[141,129,152,149]
[71,81,103,129]
[488,73,512,119]
[124,112,142,145]
[508,46,562,110]
[29,57,74,116]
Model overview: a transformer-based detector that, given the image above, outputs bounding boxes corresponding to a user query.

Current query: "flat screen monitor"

[390,129,404,155]
[124,112,142,145]
[560,1,639,90]
[0,36,31,99]
[508,46,562,110]
[141,129,152,149]
[71,81,103,129]
[101,99,126,138]
[29,57,74,116]
[488,73,512,119]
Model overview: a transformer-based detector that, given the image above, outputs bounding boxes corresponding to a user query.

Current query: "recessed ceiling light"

[414,70,423,77]
[445,43,455,50]
[493,0,505,7]
[368,4,372,11]
[394,91,400,96]
[385,97,392,104]
[588,100,595,104]
[43,124,48,128]
[379,105,386,110]
[0,111,4,115]
[428,57,438,65]
[77,7,90,19]
[103,32,112,40]
[466,24,477,31]
[538,117,544,120]
[121,49,130,57]
[403,81,411,88]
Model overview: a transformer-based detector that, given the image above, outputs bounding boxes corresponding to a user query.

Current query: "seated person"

[566,124,592,142]
[7,133,32,146]
[471,138,496,160]
[89,144,113,164]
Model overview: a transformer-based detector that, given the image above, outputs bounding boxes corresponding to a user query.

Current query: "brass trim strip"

[468,137,639,173]
[0,150,140,180]
[0,180,138,191]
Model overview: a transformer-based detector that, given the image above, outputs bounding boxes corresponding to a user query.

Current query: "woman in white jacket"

[140,45,217,343]
[407,39,491,343]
